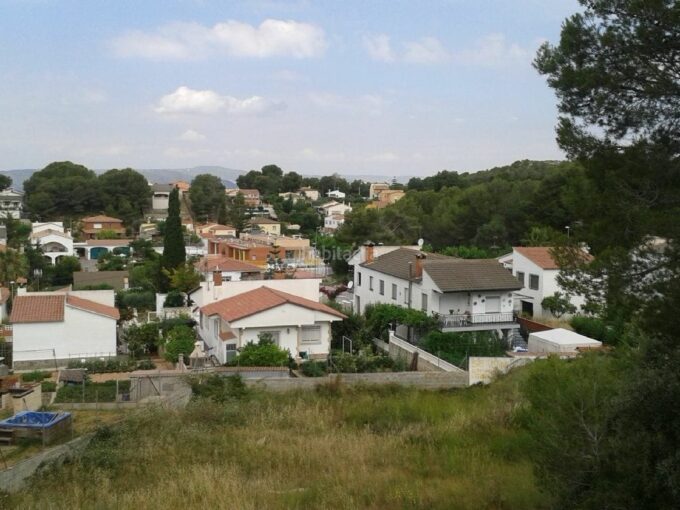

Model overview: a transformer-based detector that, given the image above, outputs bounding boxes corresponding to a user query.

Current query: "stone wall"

[467,357,534,385]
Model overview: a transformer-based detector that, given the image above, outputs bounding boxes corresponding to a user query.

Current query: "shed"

[527,328,602,353]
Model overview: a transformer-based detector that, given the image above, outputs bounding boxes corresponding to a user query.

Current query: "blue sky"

[0,0,580,176]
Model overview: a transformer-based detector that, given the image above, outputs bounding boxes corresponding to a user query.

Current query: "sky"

[0,0,581,177]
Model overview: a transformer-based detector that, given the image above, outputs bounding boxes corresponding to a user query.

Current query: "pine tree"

[162,187,186,279]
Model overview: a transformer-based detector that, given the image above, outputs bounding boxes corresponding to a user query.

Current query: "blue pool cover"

[0,411,71,429]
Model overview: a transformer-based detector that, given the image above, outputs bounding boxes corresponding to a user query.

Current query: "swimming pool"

[0,411,71,429]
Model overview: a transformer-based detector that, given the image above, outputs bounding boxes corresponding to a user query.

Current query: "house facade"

[226,188,261,207]
[0,188,24,219]
[30,222,74,264]
[248,217,281,235]
[10,290,119,369]
[198,286,345,364]
[369,182,390,199]
[319,201,352,218]
[501,247,587,317]
[151,183,173,211]
[298,187,320,201]
[81,215,125,239]
[196,256,263,282]
[354,246,521,333]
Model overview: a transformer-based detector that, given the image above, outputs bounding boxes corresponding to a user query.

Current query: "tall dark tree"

[217,196,229,225]
[530,2,680,507]
[23,161,100,221]
[162,188,185,289]
[188,174,225,223]
[226,193,249,234]
[98,168,151,228]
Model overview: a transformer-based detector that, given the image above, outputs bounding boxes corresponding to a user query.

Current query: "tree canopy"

[189,174,225,223]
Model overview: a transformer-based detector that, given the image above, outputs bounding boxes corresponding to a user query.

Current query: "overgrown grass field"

[7,372,549,509]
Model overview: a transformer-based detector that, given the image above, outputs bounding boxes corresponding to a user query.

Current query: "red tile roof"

[10,293,120,323]
[513,247,560,269]
[201,286,346,323]
[81,215,123,223]
[197,256,263,273]
[11,295,65,323]
[66,295,120,320]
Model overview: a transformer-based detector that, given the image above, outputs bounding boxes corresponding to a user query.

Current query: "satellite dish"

[347,281,354,289]
[417,238,424,247]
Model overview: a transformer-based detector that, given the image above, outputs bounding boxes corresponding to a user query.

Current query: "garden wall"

[467,357,534,385]
[387,333,467,373]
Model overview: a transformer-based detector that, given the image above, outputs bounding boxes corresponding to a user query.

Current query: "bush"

[54,380,131,403]
[21,370,51,382]
[163,325,196,363]
[300,360,327,377]
[229,333,290,367]
[364,304,438,340]
[66,358,153,373]
[124,322,160,357]
[41,381,57,392]
[541,292,577,318]
[136,359,156,370]
[188,374,249,403]
[163,290,185,308]
[328,352,405,373]
[570,316,620,345]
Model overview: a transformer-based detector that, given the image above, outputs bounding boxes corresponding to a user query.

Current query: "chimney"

[213,271,223,287]
[414,253,426,278]
[364,242,375,263]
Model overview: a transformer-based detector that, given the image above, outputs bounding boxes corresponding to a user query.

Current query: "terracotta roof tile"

[197,256,263,273]
[201,286,346,323]
[513,247,560,270]
[66,295,120,320]
[81,215,123,223]
[11,295,65,323]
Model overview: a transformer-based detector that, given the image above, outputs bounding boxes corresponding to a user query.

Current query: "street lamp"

[565,225,571,238]
[33,268,42,291]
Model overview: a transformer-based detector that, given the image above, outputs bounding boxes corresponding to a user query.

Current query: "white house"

[501,247,588,317]
[298,187,320,201]
[319,201,352,218]
[198,286,346,364]
[326,190,346,200]
[324,213,346,231]
[30,222,74,264]
[10,290,119,369]
[0,188,24,219]
[369,182,390,199]
[151,183,173,211]
[354,246,522,333]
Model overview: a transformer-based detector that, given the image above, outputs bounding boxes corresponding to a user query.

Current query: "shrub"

[136,359,156,370]
[21,370,51,382]
[328,352,404,373]
[163,290,185,308]
[66,357,153,373]
[188,374,249,403]
[570,316,621,345]
[41,381,57,392]
[163,325,196,363]
[541,292,577,318]
[54,380,131,403]
[420,330,506,368]
[124,322,160,357]
[300,360,327,377]
[364,304,438,340]
[229,333,290,367]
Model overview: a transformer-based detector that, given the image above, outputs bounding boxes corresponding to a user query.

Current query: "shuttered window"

[301,325,322,344]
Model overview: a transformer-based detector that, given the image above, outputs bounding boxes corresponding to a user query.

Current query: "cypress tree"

[162,187,186,273]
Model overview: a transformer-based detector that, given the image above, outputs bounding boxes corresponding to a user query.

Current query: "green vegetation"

[66,358,155,373]
[161,187,186,289]
[20,370,51,382]
[41,381,57,393]
[228,333,290,367]
[12,371,547,509]
[188,173,225,222]
[162,324,196,363]
[328,351,406,373]
[54,380,131,403]
[540,292,577,318]
[419,331,506,368]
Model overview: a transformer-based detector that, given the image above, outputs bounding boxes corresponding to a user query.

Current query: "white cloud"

[363,34,395,63]
[403,37,449,64]
[155,86,283,115]
[112,19,327,60]
[179,129,206,141]
[454,33,532,67]
[363,32,533,67]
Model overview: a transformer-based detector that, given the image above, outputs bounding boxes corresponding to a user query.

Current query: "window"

[529,274,539,290]
[369,276,374,291]
[213,319,219,337]
[357,272,362,286]
[301,325,322,344]
[421,293,428,312]
[379,280,385,295]
[93,223,102,229]
[516,271,525,286]
[225,343,237,352]
[404,287,409,304]
[391,283,397,300]
[261,330,281,345]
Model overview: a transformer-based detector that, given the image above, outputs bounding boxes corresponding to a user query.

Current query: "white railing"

[441,312,515,329]
[389,333,467,374]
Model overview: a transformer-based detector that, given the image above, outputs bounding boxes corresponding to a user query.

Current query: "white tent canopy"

[528,328,602,353]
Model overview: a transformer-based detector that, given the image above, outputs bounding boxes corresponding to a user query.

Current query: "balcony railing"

[440,312,516,329]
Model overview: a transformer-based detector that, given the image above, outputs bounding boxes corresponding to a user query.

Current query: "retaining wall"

[467,356,534,385]
[0,434,92,493]
[387,333,467,373]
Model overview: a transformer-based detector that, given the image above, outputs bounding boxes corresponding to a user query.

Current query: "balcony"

[439,312,518,331]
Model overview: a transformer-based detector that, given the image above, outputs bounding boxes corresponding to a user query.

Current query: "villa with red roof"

[10,290,119,369]
[198,286,346,364]
[499,246,589,317]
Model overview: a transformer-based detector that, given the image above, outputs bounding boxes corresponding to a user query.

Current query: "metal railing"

[440,312,515,328]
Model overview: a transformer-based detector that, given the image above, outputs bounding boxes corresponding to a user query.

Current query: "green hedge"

[419,330,506,368]
[570,316,620,345]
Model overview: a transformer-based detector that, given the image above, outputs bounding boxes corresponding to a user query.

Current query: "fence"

[386,333,467,373]
[440,312,515,328]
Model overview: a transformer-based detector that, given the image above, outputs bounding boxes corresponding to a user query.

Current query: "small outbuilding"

[527,328,602,354]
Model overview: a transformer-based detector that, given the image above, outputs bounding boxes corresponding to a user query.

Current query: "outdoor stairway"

[509,331,528,351]
[0,428,14,445]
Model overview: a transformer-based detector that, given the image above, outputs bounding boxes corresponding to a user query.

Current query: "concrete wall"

[467,357,533,385]
[0,435,92,493]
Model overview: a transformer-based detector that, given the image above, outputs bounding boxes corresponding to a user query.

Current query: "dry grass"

[7,373,549,509]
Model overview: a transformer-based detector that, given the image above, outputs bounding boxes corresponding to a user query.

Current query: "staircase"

[509,331,528,351]
[0,428,14,446]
